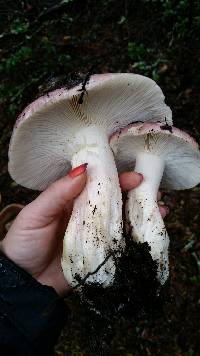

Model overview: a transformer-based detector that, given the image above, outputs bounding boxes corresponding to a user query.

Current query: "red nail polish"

[69,163,88,178]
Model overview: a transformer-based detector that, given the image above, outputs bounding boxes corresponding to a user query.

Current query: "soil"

[0,1,200,355]
[71,238,163,355]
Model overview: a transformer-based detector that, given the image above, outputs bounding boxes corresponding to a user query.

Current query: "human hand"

[0,166,168,296]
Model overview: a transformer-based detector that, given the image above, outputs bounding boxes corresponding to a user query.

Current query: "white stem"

[126,152,169,284]
[61,127,123,287]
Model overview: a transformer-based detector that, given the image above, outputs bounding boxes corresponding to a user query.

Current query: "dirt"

[71,237,163,355]
[56,189,200,355]
[0,1,200,355]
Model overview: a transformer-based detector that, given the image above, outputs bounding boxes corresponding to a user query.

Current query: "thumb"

[27,164,87,219]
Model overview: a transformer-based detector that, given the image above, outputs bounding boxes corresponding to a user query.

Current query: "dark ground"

[0,1,200,355]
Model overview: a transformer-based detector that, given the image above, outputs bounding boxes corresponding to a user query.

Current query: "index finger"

[119,172,143,192]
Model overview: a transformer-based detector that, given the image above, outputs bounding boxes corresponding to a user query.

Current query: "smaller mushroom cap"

[110,122,200,190]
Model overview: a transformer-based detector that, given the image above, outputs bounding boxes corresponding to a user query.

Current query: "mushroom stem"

[62,127,123,287]
[126,152,169,284]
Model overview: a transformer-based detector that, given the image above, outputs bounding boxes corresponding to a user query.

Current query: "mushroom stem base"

[126,152,169,284]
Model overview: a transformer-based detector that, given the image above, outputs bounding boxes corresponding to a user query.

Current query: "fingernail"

[69,163,88,178]
[159,200,165,206]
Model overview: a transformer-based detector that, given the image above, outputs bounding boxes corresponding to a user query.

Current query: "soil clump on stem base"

[74,234,167,355]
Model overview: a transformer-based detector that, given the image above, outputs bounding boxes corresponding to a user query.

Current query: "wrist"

[0,243,71,296]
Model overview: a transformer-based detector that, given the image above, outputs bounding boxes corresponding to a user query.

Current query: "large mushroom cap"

[9,73,172,190]
[110,122,200,190]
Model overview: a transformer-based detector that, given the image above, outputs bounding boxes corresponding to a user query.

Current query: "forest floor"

[0,1,200,355]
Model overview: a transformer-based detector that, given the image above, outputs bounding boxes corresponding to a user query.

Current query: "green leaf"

[10,18,29,35]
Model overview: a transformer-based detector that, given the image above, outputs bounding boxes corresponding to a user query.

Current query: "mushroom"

[110,122,200,284]
[8,73,172,287]
[0,194,24,240]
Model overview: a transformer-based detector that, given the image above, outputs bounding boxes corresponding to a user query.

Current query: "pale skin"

[0,168,168,296]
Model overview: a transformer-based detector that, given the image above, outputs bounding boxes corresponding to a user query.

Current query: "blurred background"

[0,1,200,355]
